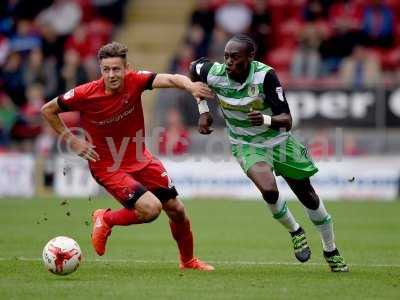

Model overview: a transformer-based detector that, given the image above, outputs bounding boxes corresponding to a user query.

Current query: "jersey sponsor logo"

[90,104,135,126]
[248,84,259,97]
[64,89,75,100]
[219,98,266,113]
[276,87,284,102]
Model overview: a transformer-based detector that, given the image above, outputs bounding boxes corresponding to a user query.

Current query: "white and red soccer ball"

[42,236,82,275]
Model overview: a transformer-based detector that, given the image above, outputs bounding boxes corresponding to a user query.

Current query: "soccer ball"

[42,236,82,275]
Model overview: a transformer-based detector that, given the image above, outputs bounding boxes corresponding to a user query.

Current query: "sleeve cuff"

[57,96,70,112]
[144,73,157,90]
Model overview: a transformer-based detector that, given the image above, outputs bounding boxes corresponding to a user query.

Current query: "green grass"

[0,197,399,300]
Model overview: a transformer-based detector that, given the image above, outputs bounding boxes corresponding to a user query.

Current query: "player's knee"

[302,191,320,210]
[145,200,162,223]
[261,188,279,204]
[136,195,162,223]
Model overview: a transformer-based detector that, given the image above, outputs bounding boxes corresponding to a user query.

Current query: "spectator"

[329,0,364,31]
[309,133,334,160]
[36,0,82,37]
[10,83,44,150]
[64,24,99,80]
[339,45,381,88]
[0,0,121,152]
[185,25,208,59]
[91,0,127,26]
[214,0,253,35]
[0,92,17,147]
[361,0,395,48]
[190,0,215,39]
[303,0,330,22]
[169,43,195,75]
[36,20,65,65]
[65,25,94,61]
[319,16,362,75]
[0,0,17,37]
[250,0,271,61]
[343,133,363,156]
[159,108,191,156]
[22,48,58,99]
[207,26,230,62]
[59,49,88,93]
[12,0,53,20]
[35,122,57,187]
[9,19,41,54]
[22,83,45,120]
[1,51,26,106]
[291,22,324,79]
[0,34,9,66]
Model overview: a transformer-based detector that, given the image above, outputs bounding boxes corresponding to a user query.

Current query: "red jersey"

[58,70,156,172]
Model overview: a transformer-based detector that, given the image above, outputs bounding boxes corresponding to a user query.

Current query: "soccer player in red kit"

[41,42,215,271]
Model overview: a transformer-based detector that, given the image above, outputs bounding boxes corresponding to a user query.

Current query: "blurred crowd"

[2,0,399,158]
[161,0,400,157]
[0,0,127,153]
[171,0,400,88]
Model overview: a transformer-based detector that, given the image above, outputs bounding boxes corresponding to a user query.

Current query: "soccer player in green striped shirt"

[189,34,348,272]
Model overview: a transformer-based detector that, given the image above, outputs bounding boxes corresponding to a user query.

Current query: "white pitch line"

[1,257,400,268]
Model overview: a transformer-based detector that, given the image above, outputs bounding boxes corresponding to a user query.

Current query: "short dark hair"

[97,41,128,61]
[229,34,256,55]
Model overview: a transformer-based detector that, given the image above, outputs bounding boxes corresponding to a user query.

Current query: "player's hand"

[189,82,214,100]
[248,111,264,126]
[69,136,100,162]
[198,112,213,134]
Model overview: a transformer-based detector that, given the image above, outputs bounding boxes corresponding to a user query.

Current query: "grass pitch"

[0,197,399,300]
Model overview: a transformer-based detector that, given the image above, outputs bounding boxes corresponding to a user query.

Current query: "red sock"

[169,219,194,263]
[103,208,140,226]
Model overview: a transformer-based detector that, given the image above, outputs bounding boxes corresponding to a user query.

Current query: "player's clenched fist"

[198,112,213,134]
[247,111,264,126]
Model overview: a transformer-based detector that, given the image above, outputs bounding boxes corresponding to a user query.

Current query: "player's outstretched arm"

[188,58,215,135]
[41,98,99,162]
[151,73,214,101]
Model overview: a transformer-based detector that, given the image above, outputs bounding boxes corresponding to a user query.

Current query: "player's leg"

[135,159,213,271]
[162,198,214,271]
[247,161,311,262]
[284,177,349,272]
[90,170,162,256]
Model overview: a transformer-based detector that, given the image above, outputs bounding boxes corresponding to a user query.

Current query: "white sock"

[306,200,336,252]
[268,198,299,232]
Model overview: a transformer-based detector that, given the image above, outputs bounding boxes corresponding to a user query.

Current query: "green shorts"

[231,135,318,180]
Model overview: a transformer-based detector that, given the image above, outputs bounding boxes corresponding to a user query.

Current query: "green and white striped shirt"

[193,60,291,148]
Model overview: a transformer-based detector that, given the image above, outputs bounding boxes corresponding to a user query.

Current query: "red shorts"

[90,159,178,208]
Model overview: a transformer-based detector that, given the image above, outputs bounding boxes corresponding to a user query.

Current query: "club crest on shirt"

[64,89,75,100]
[248,84,259,97]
